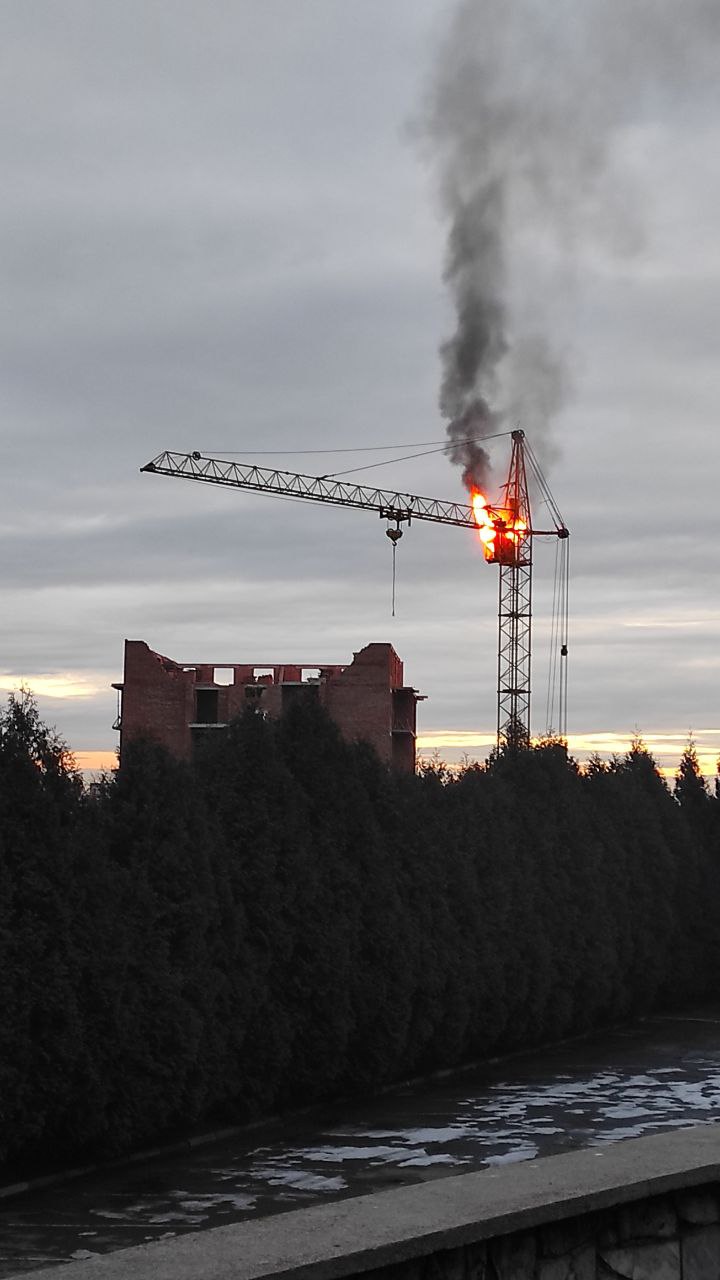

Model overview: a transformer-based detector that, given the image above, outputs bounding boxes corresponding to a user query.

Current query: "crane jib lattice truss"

[142,430,569,749]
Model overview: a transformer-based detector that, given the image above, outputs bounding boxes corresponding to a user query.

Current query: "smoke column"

[424,0,720,491]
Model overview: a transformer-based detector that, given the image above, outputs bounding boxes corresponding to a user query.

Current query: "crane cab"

[485,524,531,566]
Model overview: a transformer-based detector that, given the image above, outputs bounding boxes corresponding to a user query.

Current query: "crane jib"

[141,451,566,539]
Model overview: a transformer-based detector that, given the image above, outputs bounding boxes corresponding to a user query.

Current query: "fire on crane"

[141,429,569,751]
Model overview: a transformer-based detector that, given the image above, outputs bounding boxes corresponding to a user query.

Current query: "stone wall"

[367,1185,720,1279]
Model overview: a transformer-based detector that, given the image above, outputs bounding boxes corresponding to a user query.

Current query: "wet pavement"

[3,1010,720,1276]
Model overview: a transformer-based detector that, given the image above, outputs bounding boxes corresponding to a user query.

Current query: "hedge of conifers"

[1,690,718,1174]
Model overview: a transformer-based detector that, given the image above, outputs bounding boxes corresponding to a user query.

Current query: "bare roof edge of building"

[114,639,424,773]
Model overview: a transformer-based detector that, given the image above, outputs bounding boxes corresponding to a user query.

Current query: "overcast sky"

[2,1,720,776]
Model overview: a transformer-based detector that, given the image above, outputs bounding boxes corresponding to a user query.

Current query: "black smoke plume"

[424,0,720,492]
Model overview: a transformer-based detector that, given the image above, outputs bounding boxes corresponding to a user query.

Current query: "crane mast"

[142,430,568,750]
[497,432,533,750]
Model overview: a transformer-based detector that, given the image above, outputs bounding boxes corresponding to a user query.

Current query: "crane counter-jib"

[140,451,564,537]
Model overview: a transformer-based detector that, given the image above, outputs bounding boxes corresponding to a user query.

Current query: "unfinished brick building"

[113,640,423,773]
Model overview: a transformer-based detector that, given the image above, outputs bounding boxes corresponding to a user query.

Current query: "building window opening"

[302,668,322,683]
[195,688,219,724]
[214,667,234,686]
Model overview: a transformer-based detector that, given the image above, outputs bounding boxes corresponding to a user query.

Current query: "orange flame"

[471,490,497,562]
[471,491,528,564]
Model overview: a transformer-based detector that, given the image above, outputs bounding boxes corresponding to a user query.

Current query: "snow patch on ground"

[397,1153,466,1168]
[251,1169,347,1193]
[483,1143,539,1166]
[148,1213,205,1225]
[283,1145,401,1163]
[348,1127,469,1145]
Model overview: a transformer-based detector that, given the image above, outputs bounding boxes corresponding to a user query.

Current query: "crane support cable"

[142,450,562,535]
[560,534,570,739]
[199,429,513,458]
[524,440,568,533]
[544,532,570,739]
[545,537,562,734]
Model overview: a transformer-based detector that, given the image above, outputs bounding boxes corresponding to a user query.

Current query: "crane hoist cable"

[385,521,403,617]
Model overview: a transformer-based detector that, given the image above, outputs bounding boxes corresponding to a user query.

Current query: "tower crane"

[141,429,569,750]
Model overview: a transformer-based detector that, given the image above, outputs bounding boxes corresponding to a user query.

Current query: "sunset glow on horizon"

[75,751,118,775]
[68,732,720,783]
[0,673,104,700]
[417,729,720,781]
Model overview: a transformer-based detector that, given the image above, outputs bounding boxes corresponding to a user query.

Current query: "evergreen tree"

[675,738,711,827]
[0,692,84,1164]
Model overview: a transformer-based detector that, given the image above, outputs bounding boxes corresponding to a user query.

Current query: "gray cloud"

[1,1,719,769]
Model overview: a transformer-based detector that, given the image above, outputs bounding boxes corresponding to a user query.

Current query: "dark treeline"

[1,691,720,1176]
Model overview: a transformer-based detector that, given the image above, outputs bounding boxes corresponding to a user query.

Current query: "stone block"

[599,1239,680,1280]
[681,1224,720,1279]
[423,1248,466,1280]
[489,1232,536,1279]
[617,1198,676,1241]
[464,1241,489,1279]
[541,1219,595,1257]
[677,1191,720,1226]
[536,1245,596,1280]
[597,1217,620,1249]
[371,1262,424,1280]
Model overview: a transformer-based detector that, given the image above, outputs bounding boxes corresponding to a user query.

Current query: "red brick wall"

[326,681,394,764]
[324,643,406,765]
[119,641,195,759]
[392,733,416,773]
[118,642,420,773]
